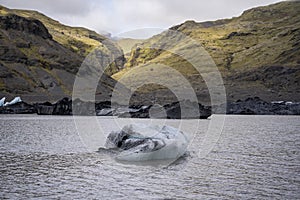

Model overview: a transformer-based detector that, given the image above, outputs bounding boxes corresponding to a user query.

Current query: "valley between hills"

[0,1,299,111]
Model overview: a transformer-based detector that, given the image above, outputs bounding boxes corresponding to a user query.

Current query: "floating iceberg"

[3,97,22,106]
[105,124,189,162]
[0,97,5,107]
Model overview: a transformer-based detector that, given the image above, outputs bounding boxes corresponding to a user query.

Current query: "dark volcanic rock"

[0,101,36,114]
[36,102,54,115]
[37,98,112,116]
[52,97,72,115]
[121,100,212,119]
[225,31,251,39]
[72,99,97,116]
[0,14,52,39]
[2,97,299,117]
[164,101,212,119]
[119,105,150,118]
[37,97,72,115]
[227,97,300,115]
[95,101,111,110]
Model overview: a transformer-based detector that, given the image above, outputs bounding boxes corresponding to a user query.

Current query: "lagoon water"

[0,114,299,199]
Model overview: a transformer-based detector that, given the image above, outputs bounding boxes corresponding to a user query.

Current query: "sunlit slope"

[113,1,300,104]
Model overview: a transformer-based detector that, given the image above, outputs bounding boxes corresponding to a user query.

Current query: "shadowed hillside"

[0,5,126,102]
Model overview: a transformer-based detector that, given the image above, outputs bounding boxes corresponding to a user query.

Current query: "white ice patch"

[0,97,5,107]
[3,97,22,106]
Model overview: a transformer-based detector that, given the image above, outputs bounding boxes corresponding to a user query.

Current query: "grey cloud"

[0,0,283,38]
[0,0,93,16]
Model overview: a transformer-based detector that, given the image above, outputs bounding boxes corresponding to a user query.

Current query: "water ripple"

[0,115,299,199]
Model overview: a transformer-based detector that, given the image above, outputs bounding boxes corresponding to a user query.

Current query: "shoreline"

[0,96,299,118]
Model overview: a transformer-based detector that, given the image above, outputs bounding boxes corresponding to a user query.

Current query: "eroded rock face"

[0,14,52,39]
[36,102,54,115]
[52,97,72,115]
[36,97,72,115]
[227,97,300,115]
[0,102,36,114]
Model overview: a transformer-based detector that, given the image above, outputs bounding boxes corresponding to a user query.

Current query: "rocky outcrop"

[0,101,36,114]
[118,100,211,119]
[165,101,211,119]
[36,97,71,115]
[227,97,300,115]
[0,14,52,39]
[1,97,300,117]
[36,98,111,115]
[36,102,54,115]
[1,97,212,118]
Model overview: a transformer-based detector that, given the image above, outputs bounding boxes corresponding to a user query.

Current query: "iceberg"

[0,97,5,107]
[4,97,22,106]
[105,124,189,162]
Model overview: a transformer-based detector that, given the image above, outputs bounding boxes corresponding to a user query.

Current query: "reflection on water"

[0,115,299,199]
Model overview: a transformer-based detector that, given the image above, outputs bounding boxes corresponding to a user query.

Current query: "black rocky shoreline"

[0,97,299,118]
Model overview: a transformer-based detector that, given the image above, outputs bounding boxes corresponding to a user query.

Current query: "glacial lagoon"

[0,115,299,199]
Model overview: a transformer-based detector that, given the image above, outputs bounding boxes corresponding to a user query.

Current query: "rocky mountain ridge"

[0,5,125,103]
[0,2,299,109]
[113,1,300,105]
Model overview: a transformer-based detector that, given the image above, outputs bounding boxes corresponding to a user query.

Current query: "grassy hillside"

[0,5,126,102]
[115,38,144,56]
[113,1,300,104]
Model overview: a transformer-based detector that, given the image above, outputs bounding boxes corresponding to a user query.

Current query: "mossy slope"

[114,1,300,104]
[0,5,125,102]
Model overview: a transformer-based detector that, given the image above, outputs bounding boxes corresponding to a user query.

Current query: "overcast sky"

[0,0,283,38]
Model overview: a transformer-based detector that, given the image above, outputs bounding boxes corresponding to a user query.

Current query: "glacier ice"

[105,124,189,162]
[3,97,22,106]
[0,97,5,107]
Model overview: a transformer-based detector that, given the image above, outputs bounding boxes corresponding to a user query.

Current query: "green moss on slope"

[113,1,300,103]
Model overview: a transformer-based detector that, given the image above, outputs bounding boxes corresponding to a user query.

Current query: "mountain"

[0,5,126,102]
[113,1,300,105]
[115,38,144,56]
[1,2,299,106]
